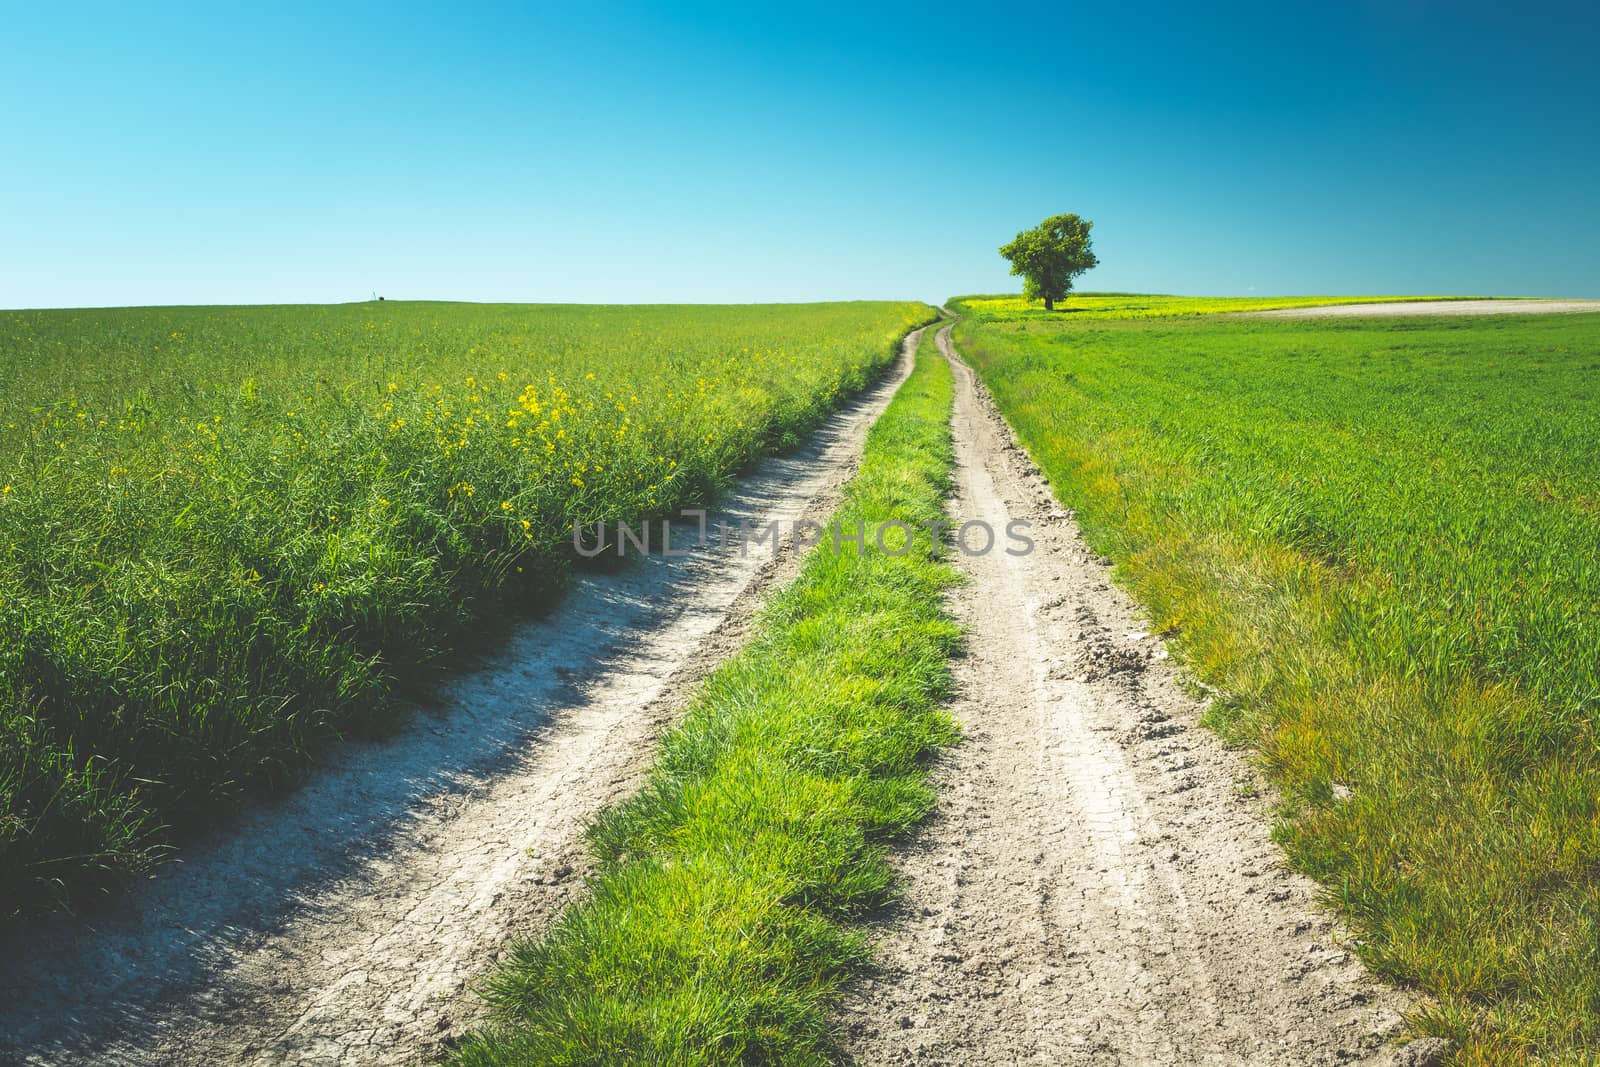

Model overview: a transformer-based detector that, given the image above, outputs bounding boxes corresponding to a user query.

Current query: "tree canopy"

[999,214,1098,311]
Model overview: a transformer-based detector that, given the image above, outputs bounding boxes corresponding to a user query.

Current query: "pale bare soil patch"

[1253,298,1600,317]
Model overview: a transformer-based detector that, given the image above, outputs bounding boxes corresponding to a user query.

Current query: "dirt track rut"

[837,322,1414,1065]
[0,329,927,1067]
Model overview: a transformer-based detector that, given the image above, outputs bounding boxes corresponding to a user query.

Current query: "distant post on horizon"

[999,214,1098,311]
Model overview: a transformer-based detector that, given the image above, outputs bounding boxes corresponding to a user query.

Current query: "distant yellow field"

[957,293,1466,319]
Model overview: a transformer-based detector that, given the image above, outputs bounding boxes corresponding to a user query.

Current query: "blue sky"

[3,1,1596,307]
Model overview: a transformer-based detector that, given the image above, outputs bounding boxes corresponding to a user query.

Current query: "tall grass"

[950,295,1600,1064]
[451,325,958,1065]
[0,300,933,917]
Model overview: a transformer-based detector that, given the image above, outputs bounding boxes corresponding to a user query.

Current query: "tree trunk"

[1044,294,1054,311]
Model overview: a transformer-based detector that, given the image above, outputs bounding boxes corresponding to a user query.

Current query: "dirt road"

[837,322,1416,1065]
[1253,298,1600,317]
[0,329,928,1067]
[1,316,1425,1066]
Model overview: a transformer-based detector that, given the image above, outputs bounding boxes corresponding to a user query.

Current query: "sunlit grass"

[0,299,933,916]
[957,291,1472,319]
[451,325,958,1066]
[951,294,1600,1063]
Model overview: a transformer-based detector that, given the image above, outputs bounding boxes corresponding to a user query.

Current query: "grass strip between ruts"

[451,325,959,1064]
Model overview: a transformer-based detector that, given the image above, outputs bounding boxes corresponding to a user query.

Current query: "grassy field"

[954,292,1465,320]
[951,294,1600,1064]
[452,325,958,1065]
[0,299,932,917]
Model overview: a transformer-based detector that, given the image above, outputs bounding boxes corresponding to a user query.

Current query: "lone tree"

[999,213,1098,311]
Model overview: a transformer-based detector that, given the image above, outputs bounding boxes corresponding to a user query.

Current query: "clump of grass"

[0,300,934,917]
[451,326,958,1065]
[950,295,1600,1063]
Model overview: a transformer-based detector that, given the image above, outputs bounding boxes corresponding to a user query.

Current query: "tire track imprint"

[837,320,1416,1065]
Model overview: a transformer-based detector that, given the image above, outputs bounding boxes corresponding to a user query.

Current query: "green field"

[952,295,1600,1063]
[0,300,931,916]
[454,325,958,1065]
[954,293,1466,319]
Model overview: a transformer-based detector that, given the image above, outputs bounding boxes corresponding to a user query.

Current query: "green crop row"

[0,299,932,917]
